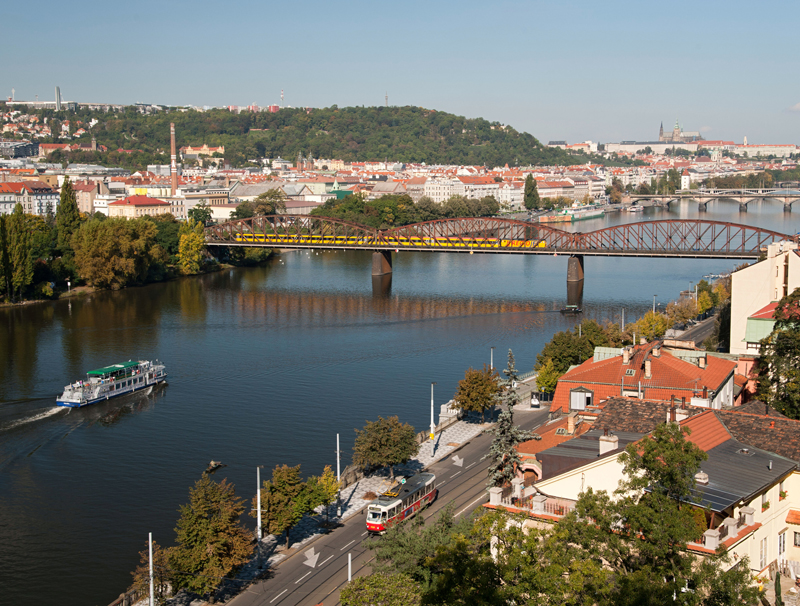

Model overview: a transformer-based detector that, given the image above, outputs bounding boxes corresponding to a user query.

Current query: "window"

[794,532,800,547]
[779,532,786,557]
[570,387,593,411]
[762,492,768,507]
[760,537,768,570]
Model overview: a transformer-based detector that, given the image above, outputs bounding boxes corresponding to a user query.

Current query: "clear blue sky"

[3,0,799,145]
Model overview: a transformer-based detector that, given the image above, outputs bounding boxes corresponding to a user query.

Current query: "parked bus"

[366,472,437,534]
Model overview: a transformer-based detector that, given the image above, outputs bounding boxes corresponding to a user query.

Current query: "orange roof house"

[550,341,737,415]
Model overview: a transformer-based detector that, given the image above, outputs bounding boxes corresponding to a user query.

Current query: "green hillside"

[12,104,590,168]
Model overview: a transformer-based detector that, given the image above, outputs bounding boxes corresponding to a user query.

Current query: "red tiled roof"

[109,195,168,206]
[518,417,590,457]
[680,410,731,451]
[550,342,736,414]
[750,302,779,320]
[787,510,800,525]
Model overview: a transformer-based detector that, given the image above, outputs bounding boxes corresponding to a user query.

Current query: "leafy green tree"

[71,218,167,289]
[187,202,213,225]
[170,475,252,597]
[523,174,540,210]
[697,290,714,314]
[129,539,173,605]
[535,324,598,375]
[353,416,419,479]
[0,215,11,299]
[7,203,33,300]
[231,201,255,219]
[340,573,422,606]
[316,464,340,523]
[452,364,502,422]
[632,310,669,341]
[253,189,287,216]
[757,287,800,418]
[56,176,80,254]
[368,505,471,589]
[256,464,323,548]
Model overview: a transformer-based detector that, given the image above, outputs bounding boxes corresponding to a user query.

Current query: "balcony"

[488,482,576,519]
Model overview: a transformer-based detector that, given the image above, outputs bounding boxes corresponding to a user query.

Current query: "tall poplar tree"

[0,215,11,299]
[56,176,80,254]
[7,203,33,300]
[523,174,540,210]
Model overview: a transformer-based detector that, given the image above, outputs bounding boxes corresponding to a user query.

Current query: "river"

[0,200,796,606]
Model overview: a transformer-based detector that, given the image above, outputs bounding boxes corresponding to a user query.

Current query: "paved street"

[229,407,550,606]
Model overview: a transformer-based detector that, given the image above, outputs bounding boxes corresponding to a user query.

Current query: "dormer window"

[569,387,593,411]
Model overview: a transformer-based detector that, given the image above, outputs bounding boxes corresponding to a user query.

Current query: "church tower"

[672,118,681,142]
[659,122,664,142]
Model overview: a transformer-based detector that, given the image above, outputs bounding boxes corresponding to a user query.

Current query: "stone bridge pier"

[371,250,393,276]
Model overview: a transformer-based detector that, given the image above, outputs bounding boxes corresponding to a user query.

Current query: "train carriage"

[366,472,437,534]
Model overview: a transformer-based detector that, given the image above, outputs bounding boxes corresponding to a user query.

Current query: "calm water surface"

[0,201,797,606]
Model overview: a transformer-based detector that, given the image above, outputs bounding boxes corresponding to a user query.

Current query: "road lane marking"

[438,481,446,486]
[320,554,334,566]
[270,589,287,603]
[466,461,476,469]
[361,531,368,536]
[340,539,355,551]
[295,570,313,584]
[457,494,488,517]
[449,471,462,479]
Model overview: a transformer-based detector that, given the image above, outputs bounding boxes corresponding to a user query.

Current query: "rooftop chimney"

[640,337,646,345]
[623,348,630,365]
[170,123,177,197]
[644,359,652,380]
[599,434,619,456]
[695,470,709,485]
[567,412,576,435]
[653,344,661,357]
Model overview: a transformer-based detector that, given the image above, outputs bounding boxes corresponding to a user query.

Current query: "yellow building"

[107,195,170,218]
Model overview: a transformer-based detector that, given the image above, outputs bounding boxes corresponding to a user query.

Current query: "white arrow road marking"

[452,455,464,467]
[303,547,320,568]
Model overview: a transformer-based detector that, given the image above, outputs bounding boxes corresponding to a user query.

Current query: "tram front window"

[367,509,382,522]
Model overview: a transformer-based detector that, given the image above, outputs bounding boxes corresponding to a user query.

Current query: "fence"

[107,588,143,606]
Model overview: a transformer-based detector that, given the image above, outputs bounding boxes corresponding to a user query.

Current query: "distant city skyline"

[3,0,799,145]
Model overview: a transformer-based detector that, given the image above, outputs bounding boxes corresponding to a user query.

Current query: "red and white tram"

[366,472,437,534]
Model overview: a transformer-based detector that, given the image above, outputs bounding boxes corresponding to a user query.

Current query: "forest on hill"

[11,104,591,169]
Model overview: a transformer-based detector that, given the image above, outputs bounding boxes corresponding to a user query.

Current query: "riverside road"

[231,407,551,606]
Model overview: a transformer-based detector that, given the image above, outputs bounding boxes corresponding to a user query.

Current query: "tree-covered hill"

[13,104,589,168]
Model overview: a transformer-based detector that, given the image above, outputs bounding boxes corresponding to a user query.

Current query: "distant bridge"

[205,216,795,278]
[627,188,800,211]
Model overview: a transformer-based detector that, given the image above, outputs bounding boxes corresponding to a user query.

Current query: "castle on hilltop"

[659,119,703,143]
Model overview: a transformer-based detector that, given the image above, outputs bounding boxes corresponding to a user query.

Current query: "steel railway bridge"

[205,216,795,282]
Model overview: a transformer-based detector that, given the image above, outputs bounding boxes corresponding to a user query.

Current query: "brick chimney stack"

[170,123,177,197]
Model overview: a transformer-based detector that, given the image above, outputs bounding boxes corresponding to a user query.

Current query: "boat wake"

[3,407,67,430]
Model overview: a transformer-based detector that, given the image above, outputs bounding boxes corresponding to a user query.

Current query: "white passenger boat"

[57,360,167,408]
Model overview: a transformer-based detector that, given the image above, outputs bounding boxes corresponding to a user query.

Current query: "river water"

[0,201,796,606]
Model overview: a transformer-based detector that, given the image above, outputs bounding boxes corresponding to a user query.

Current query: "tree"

[535,357,560,393]
[452,364,502,422]
[368,505,471,589]
[56,176,80,254]
[187,202,213,225]
[483,354,536,488]
[340,573,422,606]
[0,215,11,299]
[316,464,339,523]
[170,475,252,597]
[7,203,33,300]
[632,310,669,341]
[253,189,287,216]
[129,539,173,605]
[231,201,255,219]
[353,416,419,479]
[72,218,167,289]
[535,325,596,375]
[757,287,800,418]
[178,220,205,275]
[257,464,323,548]
[422,535,504,606]
[697,290,714,314]
[523,174,540,210]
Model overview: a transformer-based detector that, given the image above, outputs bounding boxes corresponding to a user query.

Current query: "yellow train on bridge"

[233,233,546,249]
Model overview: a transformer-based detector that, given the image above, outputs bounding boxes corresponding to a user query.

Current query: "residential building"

[0,139,38,158]
[72,180,109,214]
[107,195,171,218]
[730,241,800,355]
[550,341,737,414]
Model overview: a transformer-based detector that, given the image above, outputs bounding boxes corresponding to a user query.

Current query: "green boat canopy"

[87,361,139,376]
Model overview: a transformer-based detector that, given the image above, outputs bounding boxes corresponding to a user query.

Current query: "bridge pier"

[371,250,392,276]
[739,202,748,212]
[567,279,584,309]
[698,202,707,211]
[567,255,584,282]
[785,202,793,212]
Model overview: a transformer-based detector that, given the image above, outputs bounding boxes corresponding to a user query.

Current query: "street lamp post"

[430,382,436,441]
[256,465,264,541]
[336,433,342,518]
[490,347,495,371]
[653,295,657,315]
